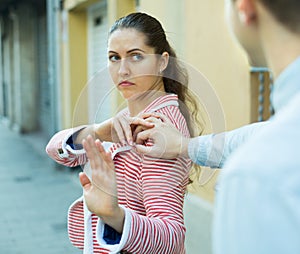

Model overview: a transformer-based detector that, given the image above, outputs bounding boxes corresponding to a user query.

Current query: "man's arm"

[135,117,268,168]
[188,121,268,168]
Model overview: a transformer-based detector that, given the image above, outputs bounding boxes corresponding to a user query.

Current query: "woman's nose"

[118,58,130,77]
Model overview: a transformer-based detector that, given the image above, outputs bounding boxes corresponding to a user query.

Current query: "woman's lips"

[119,81,134,87]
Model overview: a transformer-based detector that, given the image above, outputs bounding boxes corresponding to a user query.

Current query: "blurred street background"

[0,121,82,254]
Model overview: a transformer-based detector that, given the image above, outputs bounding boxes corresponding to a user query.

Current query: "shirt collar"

[123,93,179,116]
[271,56,300,113]
[142,93,179,113]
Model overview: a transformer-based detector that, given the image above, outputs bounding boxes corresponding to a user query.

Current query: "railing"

[250,67,274,122]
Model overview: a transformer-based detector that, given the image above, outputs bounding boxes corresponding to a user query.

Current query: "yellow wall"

[61,10,88,128]
[65,0,100,11]
[108,0,136,25]
[184,1,250,131]
[139,0,185,58]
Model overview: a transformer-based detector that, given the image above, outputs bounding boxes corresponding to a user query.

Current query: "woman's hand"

[81,135,124,233]
[110,111,155,145]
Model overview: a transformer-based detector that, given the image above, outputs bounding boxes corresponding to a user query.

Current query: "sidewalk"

[0,122,82,254]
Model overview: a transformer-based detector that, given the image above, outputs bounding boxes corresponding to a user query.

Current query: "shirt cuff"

[188,135,212,166]
[188,134,227,168]
[58,126,87,158]
[96,206,132,253]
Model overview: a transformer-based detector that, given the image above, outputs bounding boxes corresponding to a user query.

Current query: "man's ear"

[236,0,257,25]
[159,52,169,73]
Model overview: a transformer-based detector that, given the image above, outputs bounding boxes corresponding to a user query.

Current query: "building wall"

[139,0,185,58]
[1,16,12,121]
[62,10,88,127]
[0,1,51,137]
[37,14,50,135]
[0,17,3,117]
[17,4,39,132]
[184,0,250,131]
[0,3,40,133]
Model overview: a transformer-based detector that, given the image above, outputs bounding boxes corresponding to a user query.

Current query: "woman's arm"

[45,126,88,167]
[74,113,154,145]
[74,119,113,144]
[45,118,114,167]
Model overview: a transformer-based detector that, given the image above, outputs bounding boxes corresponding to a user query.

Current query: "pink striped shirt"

[46,94,191,253]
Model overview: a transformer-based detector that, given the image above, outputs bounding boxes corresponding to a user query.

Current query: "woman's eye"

[109,55,120,62]
[131,53,143,61]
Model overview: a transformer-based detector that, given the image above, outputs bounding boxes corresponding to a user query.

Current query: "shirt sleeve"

[68,196,85,250]
[188,121,269,168]
[95,205,132,253]
[45,126,88,167]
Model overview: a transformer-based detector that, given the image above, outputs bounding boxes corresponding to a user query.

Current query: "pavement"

[0,121,82,254]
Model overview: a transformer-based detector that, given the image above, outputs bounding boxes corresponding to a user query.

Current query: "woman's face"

[107,28,167,100]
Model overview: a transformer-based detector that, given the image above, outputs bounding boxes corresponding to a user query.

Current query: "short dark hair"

[259,0,300,33]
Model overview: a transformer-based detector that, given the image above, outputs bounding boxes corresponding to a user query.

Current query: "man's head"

[225,0,300,67]
[258,0,300,33]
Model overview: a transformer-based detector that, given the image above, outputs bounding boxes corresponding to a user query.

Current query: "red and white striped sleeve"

[96,155,191,253]
[45,126,88,167]
[68,197,85,250]
[127,156,190,253]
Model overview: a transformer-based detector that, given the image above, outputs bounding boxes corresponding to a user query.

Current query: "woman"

[46,12,201,253]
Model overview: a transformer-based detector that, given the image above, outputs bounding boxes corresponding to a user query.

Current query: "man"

[134,0,300,253]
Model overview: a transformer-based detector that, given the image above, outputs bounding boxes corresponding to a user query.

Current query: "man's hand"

[133,113,190,159]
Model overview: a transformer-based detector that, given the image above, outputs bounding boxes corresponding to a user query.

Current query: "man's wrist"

[180,137,190,158]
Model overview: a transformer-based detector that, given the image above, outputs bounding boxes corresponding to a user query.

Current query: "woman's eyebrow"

[108,50,118,54]
[127,48,146,53]
[108,48,146,54]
